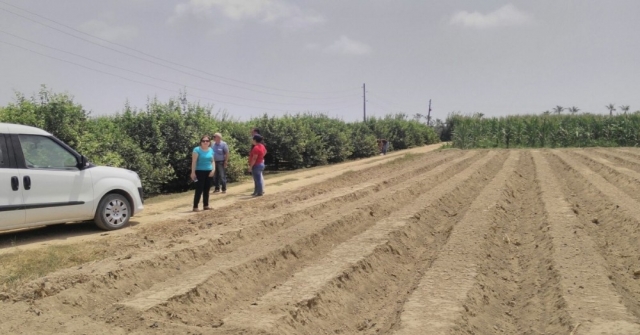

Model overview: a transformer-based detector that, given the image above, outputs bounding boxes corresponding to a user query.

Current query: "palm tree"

[606,104,616,116]
[620,105,630,114]
[542,110,551,115]
[567,106,580,115]
[552,106,564,114]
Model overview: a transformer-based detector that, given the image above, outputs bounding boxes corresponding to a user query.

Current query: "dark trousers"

[213,161,227,191]
[193,170,212,208]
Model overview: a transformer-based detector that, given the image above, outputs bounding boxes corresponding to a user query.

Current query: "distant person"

[381,139,389,155]
[250,127,264,184]
[212,132,229,194]
[377,139,383,155]
[248,134,266,196]
[191,135,214,211]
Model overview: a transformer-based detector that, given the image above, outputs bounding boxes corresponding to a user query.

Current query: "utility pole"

[427,99,432,126]
[362,83,366,122]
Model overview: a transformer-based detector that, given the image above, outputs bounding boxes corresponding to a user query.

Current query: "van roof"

[0,123,51,136]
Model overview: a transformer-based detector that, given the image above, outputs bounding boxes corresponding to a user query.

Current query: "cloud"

[79,20,139,42]
[169,0,324,29]
[449,4,533,29]
[323,36,372,55]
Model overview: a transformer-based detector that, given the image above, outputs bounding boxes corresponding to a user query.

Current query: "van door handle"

[11,176,19,191]
[23,176,31,190]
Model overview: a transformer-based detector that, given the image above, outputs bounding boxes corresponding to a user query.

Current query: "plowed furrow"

[591,148,640,173]
[198,150,464,251]
[566,150,640,202]
[450,151,570,335]
[9,151,465,303]
[149,150,461,242]
[216,151,508,335]
[108,151,491,329]
[393,151,517,335]
[614,147,640,161]
[548,150,640,322]
[532,151,640,334]
[138,153,504,334]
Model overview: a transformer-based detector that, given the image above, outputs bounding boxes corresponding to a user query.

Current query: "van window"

[18,135,78,170]
[0,136,6,168]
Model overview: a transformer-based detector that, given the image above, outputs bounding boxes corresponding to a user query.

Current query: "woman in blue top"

[190,135,215,212]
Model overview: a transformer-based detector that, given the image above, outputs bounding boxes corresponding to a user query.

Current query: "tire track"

[392,151,517,335]
[110,151,489,326]
[532,151,640,334]
[217,151,508,335]
[450,151,571,335]
[548,150,640,322]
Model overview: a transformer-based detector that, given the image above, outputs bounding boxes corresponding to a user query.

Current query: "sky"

[1,0,639,122]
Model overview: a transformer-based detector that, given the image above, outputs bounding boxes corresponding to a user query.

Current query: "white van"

[0,123,144,231]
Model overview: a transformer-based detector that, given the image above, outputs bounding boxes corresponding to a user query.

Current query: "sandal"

[193,208,200,212]
[203,206,212,210]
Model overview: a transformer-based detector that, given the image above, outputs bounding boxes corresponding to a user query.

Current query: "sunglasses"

[201,139,210,142]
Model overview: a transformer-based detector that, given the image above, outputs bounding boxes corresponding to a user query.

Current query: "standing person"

[211,132,229,194]
[191,135,214,212]
[377,139,383,155]
[382,139,389,155]
[250,127,264,185]
[248,134,266,196]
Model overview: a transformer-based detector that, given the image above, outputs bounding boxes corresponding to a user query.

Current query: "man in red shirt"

[248,134,266,196]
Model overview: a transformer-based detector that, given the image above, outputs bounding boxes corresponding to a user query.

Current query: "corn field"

[449,113,640,149]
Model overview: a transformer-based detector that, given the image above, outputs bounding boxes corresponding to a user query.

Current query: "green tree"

[0,86,88,147]
[606,103,616,116]
[553,106,564,115]
[620,105,630,114]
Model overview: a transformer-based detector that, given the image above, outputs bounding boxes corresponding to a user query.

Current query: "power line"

[0,0,358,95]
[0,4,358,100]
[0,30,358,107]
[0,39,360,113]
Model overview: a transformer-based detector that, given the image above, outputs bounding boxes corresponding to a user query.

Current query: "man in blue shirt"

[212,133,230,193]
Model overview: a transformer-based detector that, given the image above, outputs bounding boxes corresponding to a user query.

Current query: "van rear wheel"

[94,194,131,230]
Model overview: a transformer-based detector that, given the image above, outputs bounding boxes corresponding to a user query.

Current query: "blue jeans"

[252,163,265,195]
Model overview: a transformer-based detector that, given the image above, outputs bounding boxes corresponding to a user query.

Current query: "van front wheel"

[94,194,131,230]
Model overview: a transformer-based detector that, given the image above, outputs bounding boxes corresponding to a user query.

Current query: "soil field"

[2,147,640,334]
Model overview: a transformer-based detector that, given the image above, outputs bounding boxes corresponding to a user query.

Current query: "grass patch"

[439,143,455,150]
[0,244,107,287]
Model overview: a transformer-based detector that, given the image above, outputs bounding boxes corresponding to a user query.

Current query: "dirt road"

[2,147,640,335]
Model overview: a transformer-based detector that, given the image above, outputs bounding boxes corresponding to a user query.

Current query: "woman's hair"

[253,134,264,143]
[200,135,211,145]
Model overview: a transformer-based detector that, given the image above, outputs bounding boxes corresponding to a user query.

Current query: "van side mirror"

[77,155,89,169]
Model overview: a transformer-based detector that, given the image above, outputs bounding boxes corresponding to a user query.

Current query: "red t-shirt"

[250,143,266,164]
